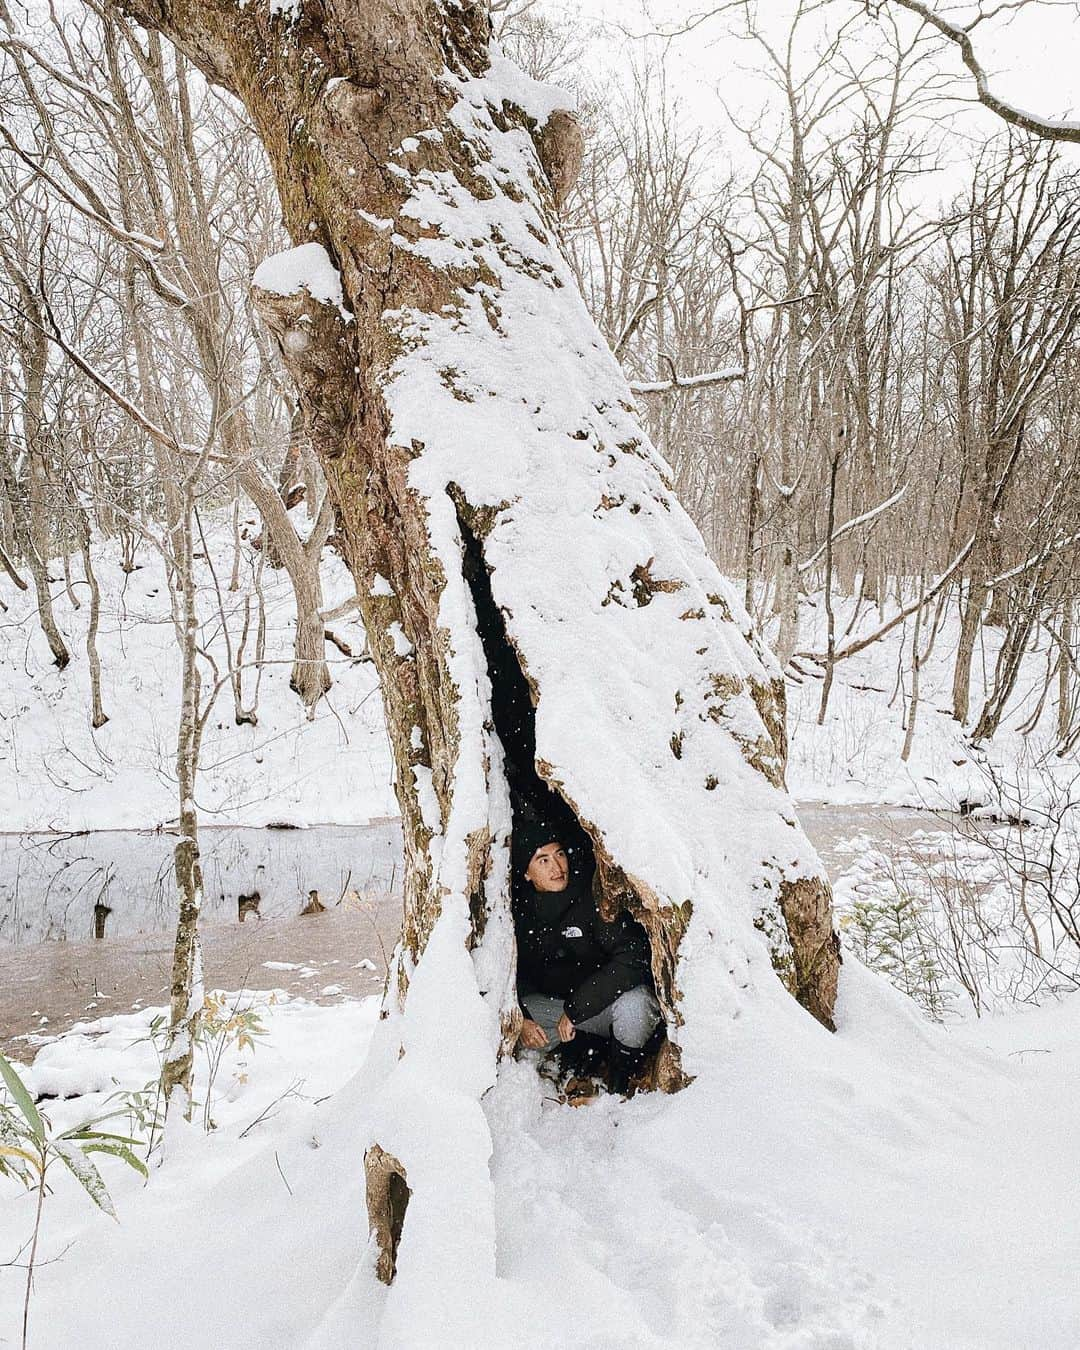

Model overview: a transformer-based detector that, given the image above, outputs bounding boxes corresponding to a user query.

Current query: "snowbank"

[3,968,1079,1347]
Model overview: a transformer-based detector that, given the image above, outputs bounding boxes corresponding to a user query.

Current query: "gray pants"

[524,986,661,1051]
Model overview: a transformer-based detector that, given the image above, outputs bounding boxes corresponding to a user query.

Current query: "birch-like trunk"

[161,497,205,1132]
[76,508,109,729]
[111,0,840,1293]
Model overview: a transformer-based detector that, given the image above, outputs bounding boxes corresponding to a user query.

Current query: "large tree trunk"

[112,0,839,1302]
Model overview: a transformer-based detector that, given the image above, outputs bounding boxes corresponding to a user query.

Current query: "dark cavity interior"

[459,517,590,874]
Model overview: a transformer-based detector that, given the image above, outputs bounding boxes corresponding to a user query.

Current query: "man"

[513,820,661,1095]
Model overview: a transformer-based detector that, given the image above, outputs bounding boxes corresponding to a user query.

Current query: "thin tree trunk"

[901,570,927,763]
[817,446,843,725]
[77,510,109,729]
[0,262,71,668]
[1058,602,1074,745]
[0,535,27,591]
[161,497,205,1133]
[743,447,761,615]
[229,492,242,593]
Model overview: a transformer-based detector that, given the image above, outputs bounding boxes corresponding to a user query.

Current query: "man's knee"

[611,986,661,1049]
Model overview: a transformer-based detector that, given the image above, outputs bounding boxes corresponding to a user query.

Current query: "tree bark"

[110,0,839,1291]
[161,496,205,1134]
[77,508,110,729]
[238,460,333,707]
[0,260,71,668]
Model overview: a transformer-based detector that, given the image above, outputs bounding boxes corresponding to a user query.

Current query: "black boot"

[557,1031,605,1080]
[607,1039,647,1096]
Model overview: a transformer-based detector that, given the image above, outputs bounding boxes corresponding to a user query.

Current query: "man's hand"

[519,1018,549,1050]
[557,1012,576,1043]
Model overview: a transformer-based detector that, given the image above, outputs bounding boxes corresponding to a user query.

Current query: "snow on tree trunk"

[110,0,839,1295]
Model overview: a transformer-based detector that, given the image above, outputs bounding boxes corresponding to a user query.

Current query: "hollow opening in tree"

[458,510,685,1092]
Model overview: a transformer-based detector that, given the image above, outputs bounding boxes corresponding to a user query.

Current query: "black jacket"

[514,873,653,1025]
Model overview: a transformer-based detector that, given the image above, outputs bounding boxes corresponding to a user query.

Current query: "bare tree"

[935,142,1080,723]
[0,243,71,668]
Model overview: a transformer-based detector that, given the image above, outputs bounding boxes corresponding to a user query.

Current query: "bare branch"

[798,484,909,573]
[883,0,1080,142]
[630,365,745,395]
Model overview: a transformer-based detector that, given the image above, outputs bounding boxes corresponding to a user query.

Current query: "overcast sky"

[531,0,1080,182]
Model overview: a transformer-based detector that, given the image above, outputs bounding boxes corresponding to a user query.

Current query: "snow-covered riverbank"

[784,588,1073,816]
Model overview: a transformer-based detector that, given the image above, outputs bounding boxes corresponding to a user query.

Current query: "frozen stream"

[0,804,951,1051]
[0,820,404,945]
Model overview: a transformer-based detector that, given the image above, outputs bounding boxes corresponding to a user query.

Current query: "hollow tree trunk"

[112,0,839,1303]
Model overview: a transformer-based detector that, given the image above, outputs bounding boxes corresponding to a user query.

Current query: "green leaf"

[60,1127,143,1149]
[60,1105,133,1134]
[54,1142,118,1219]
[81,1141,149,1179]
[0,1054,45,1144]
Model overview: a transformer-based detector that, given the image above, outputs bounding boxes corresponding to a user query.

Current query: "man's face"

[525,842,569,893]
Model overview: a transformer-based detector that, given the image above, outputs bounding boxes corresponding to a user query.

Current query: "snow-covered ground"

[0,530,395,832]
[2,968,1078,1348]
[785,589,1071,815]
[1,547,1067,831]
[5,541,1080,1346]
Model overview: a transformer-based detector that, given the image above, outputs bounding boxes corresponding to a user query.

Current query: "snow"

[2,533,1060,837]
[4,970,1080,1347]
[629,366,746,394]
[798,488,909,574]
[0,530,395,831]
[784,587,1074,813]
[478,42,575,127]
[4,551,1079,1344]
[252,242,353,322]
[387,621,413,657]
